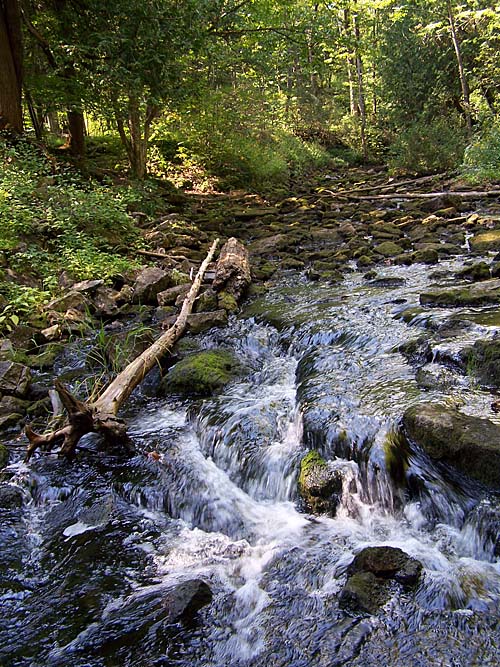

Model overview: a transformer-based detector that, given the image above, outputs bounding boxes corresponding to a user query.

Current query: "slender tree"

[0,0,23,132]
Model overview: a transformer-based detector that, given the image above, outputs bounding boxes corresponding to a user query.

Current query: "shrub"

[387,115,467,175]
[462,121,500,183]
[0,136,145,326]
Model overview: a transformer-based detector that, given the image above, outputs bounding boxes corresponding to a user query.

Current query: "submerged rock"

[403,402,500,487]
[348,546,422,587]
[420,278,500,307]
[298,450,343,516]
[162,350,240,396]
[340,546,422,614]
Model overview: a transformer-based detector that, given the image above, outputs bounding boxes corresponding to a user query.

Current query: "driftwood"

[213,237,251,301]
[25,239,220,462]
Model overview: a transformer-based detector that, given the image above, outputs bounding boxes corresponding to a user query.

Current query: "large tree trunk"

[67,109,86,157]
[0,0,23,132]
[25,239,220,462]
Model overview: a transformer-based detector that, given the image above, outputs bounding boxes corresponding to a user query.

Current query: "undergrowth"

[0,136,148,328]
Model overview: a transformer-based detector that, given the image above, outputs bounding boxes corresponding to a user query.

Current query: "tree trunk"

[344,8,357,116]
[0,0,23,132]
[67,109,86,157]
[25,239,220,462]
[353,10,368,160]
[47,111,61,136]
[447,0,472,136]
[25,88,44,139]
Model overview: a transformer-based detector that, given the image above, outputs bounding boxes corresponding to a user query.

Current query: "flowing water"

[1,259,500,666]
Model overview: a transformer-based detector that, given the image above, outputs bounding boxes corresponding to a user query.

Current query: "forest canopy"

[1,0,500,184]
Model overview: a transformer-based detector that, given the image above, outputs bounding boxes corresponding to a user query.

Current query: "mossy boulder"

[161,350,241,396]
[403,402,500,487]
[411,248,439,264]
[457,262,491,282]
[460,338,500,387]
[194,288,218,313]
[420,279,500,307]
[339,546,422,615]
[298,450,343,516]
[470,230,500,253]
[217,291,239,313]
[339,572,388,615]
[373,241,404,258]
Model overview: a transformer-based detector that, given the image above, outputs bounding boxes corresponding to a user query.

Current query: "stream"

[1,257,500,666]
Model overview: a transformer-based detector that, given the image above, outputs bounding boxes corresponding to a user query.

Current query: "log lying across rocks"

[25,239,220,462]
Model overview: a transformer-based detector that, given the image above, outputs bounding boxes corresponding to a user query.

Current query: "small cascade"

[1,258,500,666]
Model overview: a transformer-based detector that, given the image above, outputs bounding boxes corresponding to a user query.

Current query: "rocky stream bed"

[1,168,500,665]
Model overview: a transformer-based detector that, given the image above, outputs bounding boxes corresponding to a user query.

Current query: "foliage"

[0,136,145,324]
[462,120,500,182]
[387,114,467,175]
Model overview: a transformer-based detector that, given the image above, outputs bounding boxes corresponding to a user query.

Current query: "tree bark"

[25,239,220,462]
[0,0,23,132]
[67,109,86,157]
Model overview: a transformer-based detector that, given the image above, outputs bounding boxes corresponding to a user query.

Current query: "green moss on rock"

[217,291,239,313]
[162,350,240,396]
[374,241,404,257]
[298,450,342,516]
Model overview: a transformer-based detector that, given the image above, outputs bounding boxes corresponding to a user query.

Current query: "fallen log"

[213,237,251,301]
[349,189,500,201]
[25,239,220,462]
[318,173,448,197]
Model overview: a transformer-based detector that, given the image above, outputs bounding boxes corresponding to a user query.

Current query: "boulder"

[157,284,190,306]
[133,267,172,304]
[403,402,500,487]
[459,338,500,388]
[92,286,119,317]
[298,450,343,516]
[249,234,291,256]
[339,572,388,615]
[194,288,218,313]
[186,310,228,334]
[456,262,491,282]
[420,279,500,307]
[71,279,104,293]
[0,483,24,507]
[470,230,500,253]
[347,546,422,587]
[411,248,439,264]
[0,361,31,397]
[46,290,89,313]
[373,241,404,258]
[339,546,422,614]
[161,350,240,396]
